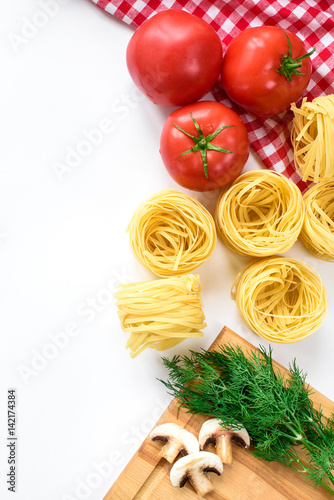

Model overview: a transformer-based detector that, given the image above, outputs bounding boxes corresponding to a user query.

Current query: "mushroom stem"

[189,471,215,497]
[216,434,233,465]
[160,440,180,463]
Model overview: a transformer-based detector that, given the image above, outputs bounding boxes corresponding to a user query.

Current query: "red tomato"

[221,27,315,118]
[126,10,222,107]
[160,101,249,191]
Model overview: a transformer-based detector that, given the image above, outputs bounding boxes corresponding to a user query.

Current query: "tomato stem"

[174,114,234,181]
[277,30,315,82]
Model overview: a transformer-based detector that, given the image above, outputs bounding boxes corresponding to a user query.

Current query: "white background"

[1,1,333,499]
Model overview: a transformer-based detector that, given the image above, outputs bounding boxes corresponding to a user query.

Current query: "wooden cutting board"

[104,326,334,499]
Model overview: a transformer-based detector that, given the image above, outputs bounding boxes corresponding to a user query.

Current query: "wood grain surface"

[104,326,334,499]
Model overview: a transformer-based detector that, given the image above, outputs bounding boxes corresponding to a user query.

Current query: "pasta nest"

[214,170,304,257]
[232,257,328,343]
[115,274,206,358]
[127,189,216,277]
[300,179,334,261]
[291,95,334,182]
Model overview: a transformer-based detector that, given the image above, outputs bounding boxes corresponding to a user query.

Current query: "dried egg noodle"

[115,274,206,358]
[214,170,304,257]
[291,95,334,182]
[300,179,334,261]
[127,189,216,277]
[232,257,328,343]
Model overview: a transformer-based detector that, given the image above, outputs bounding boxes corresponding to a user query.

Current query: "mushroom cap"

[150,423,199,457]
[170,451,223,487]
[150,423,182,440]
[199,418,250,449]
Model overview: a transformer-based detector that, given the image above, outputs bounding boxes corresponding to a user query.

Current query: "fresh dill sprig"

[161,343,334,495]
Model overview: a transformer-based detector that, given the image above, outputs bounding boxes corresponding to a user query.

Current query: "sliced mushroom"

[170,451,223,496]
[150,423,199,463]
[199,418,250,465]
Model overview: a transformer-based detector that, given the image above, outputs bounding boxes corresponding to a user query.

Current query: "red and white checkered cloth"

[91,0,334,192]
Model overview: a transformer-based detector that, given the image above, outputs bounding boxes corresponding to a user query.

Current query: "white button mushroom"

[170,451,223,496]
[150,423,199,463]
[199,418,250,465]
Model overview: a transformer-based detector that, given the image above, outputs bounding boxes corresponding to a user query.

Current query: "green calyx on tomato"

[277,30,316,82]
[173,114,234,181]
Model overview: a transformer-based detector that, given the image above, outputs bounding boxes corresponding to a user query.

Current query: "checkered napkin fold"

[92,0,334,192]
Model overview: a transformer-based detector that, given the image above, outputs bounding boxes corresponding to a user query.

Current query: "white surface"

[1,2,333,499]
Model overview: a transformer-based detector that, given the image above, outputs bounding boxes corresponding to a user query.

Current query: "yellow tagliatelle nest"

[115,274,206,358]
[291,95,334,182]
[232,257,328,343]
[300,179,334,261]
[214,170,304,257]
[127,189,216,277]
